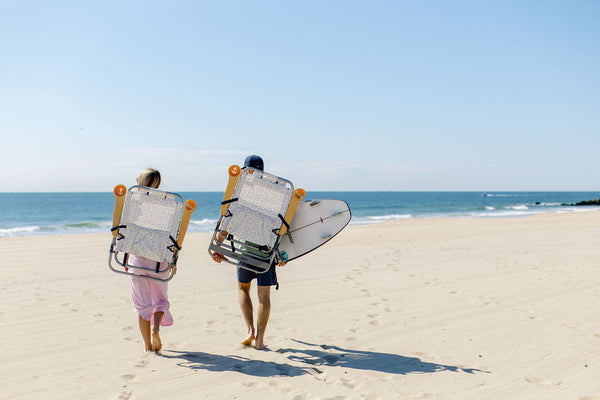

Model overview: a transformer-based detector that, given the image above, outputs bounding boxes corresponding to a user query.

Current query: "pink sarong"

[128,254,173,326]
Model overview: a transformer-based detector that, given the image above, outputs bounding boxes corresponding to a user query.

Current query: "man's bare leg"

[138,314,152,352]
[255,285,271,350]
[238,282,255,346]
[152,311,164,351]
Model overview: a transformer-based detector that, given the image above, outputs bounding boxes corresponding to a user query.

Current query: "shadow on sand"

[160,350,314,377]
[277,340,488,375]
[162,339,487,377]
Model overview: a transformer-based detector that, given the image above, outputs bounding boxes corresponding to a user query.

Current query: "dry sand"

[2,211,600,399]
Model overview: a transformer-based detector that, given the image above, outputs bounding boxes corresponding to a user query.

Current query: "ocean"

[0,191,598,237]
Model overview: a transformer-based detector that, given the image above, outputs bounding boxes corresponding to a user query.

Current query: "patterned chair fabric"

[114,187,184,263]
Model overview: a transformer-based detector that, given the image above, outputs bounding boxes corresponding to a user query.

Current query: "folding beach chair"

[208,165,305,273]
[109,185,196,282]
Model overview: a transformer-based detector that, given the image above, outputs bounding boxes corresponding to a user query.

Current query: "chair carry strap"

[167,235,181,252]
[111,225,126,240]
[277,214,290,230]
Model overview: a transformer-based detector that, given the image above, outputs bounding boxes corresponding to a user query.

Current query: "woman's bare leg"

[152,311,164,351]
[138,314,152,352]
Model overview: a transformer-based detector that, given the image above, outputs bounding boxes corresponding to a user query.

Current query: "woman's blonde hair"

[137,168,161,188]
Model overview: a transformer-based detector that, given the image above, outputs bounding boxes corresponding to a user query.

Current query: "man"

[212,155,284,350]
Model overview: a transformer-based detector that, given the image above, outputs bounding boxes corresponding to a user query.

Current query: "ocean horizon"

[1,191,598,237]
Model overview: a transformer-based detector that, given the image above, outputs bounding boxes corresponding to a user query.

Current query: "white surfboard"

[278,199,351,262]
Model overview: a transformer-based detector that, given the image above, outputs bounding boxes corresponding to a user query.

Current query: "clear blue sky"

[1,0,598,192]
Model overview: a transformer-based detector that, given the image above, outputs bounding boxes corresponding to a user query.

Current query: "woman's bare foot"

[241,335,255,346]
[152,331,162,352]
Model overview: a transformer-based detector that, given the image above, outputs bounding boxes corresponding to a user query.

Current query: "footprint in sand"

[121,374,135,381]
[361,395,383,400]
[317,372,338,384]
[122,326,134,331]
[340,378,364,391]
[118,390,133,400]
[397,391,437,399]
[526,315,544,321]
[525,377,553,386]
[367,313,381,326]
[268,380,292,393]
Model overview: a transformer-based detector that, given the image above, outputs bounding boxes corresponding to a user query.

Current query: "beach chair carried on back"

[109,185,196,282]
[209,165,305,273]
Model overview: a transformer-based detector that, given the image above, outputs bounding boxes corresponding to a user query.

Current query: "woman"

[128,168,174,352]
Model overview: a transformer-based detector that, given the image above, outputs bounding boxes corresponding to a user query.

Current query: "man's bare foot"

[255,341,267,350]
[241,335,255,346]
[152,331,162,352]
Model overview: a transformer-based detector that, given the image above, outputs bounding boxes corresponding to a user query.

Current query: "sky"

[0,0,598,192]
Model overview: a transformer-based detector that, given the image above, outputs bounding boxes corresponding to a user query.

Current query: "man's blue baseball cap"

[243,155,264,171]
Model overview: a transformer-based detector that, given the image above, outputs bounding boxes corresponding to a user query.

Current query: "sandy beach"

[2,211,600,399]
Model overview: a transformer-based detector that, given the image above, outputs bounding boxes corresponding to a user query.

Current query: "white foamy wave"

[472,211,532,218]
[471,208,543,218]
[485,206,495,211]
[563,206,600,213]
[368,214,412,221]
[509,205,529,210]
[189,218,219,232]
[0,225,41,237]
[64,221,112,230]
[350,214,412,225]
[0,221,116,237]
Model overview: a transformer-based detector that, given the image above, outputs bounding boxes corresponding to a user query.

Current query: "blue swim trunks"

[237,263,278,287]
